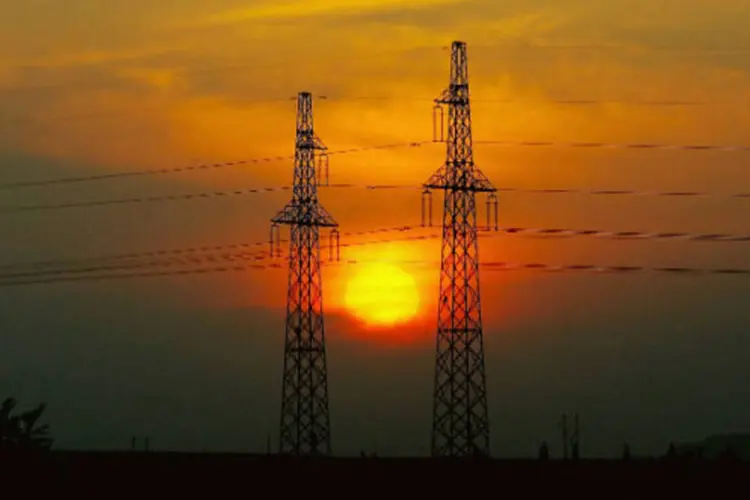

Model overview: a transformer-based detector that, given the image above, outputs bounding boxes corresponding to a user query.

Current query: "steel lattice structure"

[424,41,497,458]
[271,91,338,456]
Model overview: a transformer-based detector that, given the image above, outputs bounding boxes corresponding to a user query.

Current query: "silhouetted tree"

[0,397,53,452]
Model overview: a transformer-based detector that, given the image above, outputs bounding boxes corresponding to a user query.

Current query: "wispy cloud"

[197,0,465,26]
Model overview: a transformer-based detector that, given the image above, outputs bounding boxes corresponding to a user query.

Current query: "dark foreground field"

[2,451,749,494]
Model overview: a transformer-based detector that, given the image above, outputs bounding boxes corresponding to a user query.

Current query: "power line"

[496,188,750,199]
[342,258,750,277]
[3,222,749,277]
[0,225,420,271]
[0,237,266,271]
[472,139,750,153]
[469,41,750,55]
[0,142,426,191]
[2,134,746,195]
[316,95,707,107]
[1,258,748,288]
[4,179,747,214]
[481,227,750,242]
[0,157,286,191]
[481,262,750,276]
[0,265,250,287]
[0,230,438,280]
[0,228,431,279]
[359,183,750,200]
[0,186,296,213]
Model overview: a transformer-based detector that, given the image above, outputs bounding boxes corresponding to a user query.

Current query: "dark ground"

[2,451,748,494]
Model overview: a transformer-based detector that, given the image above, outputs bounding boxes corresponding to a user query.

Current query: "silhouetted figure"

[131,436,136,451]
[539,441,549,461]
[622,442,631,461]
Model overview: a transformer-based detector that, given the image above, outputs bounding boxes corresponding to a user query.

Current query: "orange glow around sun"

[344,261,419,327]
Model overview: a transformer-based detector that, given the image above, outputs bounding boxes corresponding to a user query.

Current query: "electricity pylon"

[270,91,339,456]
[423,41,497,458]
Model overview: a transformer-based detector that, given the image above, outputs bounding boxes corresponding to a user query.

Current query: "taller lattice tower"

[271,91,338,456]
[424,41,497,457]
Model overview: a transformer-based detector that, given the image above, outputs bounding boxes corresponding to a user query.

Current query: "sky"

[1,0,749,457]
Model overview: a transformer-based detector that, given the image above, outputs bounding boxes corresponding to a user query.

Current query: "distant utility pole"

[424,40,498,458]
[271,91,339,456]
[559,413,569,459]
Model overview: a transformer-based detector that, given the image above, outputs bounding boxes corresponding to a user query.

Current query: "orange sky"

[1,0,749,339]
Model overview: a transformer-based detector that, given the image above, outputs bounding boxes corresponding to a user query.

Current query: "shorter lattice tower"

[270,91,339,456]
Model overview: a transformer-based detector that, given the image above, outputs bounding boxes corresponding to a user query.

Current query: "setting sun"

[344,262,420,327]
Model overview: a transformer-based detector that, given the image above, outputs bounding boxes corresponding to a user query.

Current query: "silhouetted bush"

[0,397,53,453]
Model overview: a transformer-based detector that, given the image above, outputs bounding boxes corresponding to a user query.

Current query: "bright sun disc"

[344,262,419,327]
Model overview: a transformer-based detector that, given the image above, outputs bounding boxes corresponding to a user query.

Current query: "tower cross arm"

[271,202,339,227]
[423,163,497,192]
[434,86,470,106]
[313,135,327,151]
[298,134,328,151]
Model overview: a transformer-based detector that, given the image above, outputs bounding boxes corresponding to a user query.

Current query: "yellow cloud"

[202,0,465,25]
[117,67,178,91]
